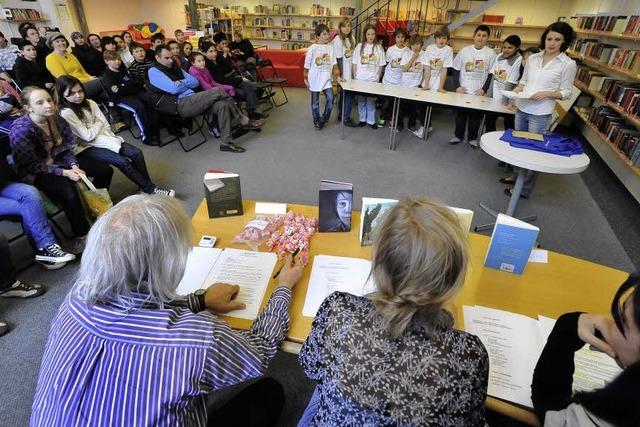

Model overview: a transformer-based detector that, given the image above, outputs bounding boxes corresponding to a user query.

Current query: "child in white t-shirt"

[486,35,522,133]
[304,24,340,130]
[333,18,356,125]
[398,35,428,136]
[423,26,453,93]
[450,25,497,148]
[352,24,386,128]
[378,28,409,127]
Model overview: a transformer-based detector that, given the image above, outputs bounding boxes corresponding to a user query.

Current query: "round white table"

[476,131,590,231]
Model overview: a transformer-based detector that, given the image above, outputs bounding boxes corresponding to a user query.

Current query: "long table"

[191,199,627,426]
[339,80,515,150]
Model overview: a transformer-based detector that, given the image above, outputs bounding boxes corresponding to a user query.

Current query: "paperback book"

[318,180,353,232]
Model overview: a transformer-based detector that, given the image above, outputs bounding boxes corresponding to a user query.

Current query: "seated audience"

[298,197,489,425]
[13,41,55,90]
[57,75,172,196]
[147,45,259,153]
[146,33,165,61]
[229,30,257,78]
[9,86,113,251]
[19,24,51,73]
[202,41,267,120]
[0,155,75,268]
[0,31,20,74]
[0,232,46,337]
[70,31,104,77]
[188,52,235,96]
[174,29,186,45]
[87,33,102,52]
[128,42,154,80]
[197,36,212,53]
[44,32,103,99]
[182,41,193,60]
[167,39,187,69]
[101,50,159,144]
[113,34,134,68]
[121,31,133,49]
[30,194,303,426]
[0,83,22,131]
[532,273,640,426]
[100,36,116,52]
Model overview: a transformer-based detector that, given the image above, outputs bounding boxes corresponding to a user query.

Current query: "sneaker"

[0,280,45,299]
[250,111,269,119]
[153,187,176,197]
[220,143,246,153]
[114,122,128,132]
[38,260,67,270]
[378,117,386,126]
[370,123,378,129]
[242,121,261,131]
[468,139,479,148]
[318,120,325,130]
[35,243,76,264]
[208,124,221,138]
[0,320,8,337]
[142,136,159,146]
[73,236,87,255]
[314,121,321,130]
[449,137,462,145]
[344,119,358,128]
[411,126,424,139]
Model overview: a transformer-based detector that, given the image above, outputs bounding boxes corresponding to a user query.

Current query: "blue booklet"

[484,214,539,275]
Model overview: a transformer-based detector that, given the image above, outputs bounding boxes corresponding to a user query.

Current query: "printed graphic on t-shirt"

[494,68,508,83]
[409,60,424,72]
[344,48,353,58]
[314,52,331,66]
[361,53,379,64]
[430,57,443,70]
[390,57,401,68]
[464,58,486,79]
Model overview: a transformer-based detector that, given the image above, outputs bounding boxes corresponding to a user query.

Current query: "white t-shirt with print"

[332,35,354,81]
[382,44,409,85]
[423,44,453,92]
[400,50,429,88]
[353,43,386,82]
[304,43,337,92]
[490,53,522,103]
[452,45,497,94]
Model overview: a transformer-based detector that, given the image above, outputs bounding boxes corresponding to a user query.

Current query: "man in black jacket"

[13,40,54,90]
[102,50,159,145]
[19,24,51,73]
[70,31,104,77]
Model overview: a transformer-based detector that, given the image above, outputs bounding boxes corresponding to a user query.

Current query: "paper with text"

[175,247,223,296]
[573,345,623,393]
[302,255,376,317]
[204,248,277,320]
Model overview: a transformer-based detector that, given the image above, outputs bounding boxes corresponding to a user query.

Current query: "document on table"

[204,248,277,320]
[175,247,223,296]
[302,255,376,317]
[573,345,623,393]
[463,305,544,408]
[501,90,533,99]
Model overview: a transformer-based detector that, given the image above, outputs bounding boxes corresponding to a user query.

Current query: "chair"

[97,79,144,141]
[257,59,289,107]
[157,113,208,152]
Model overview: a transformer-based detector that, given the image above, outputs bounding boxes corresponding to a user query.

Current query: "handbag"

[77,173,113,220]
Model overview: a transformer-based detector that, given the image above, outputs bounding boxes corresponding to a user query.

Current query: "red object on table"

[257,49,307,87]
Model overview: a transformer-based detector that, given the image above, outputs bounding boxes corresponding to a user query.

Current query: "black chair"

[257,59,288,107]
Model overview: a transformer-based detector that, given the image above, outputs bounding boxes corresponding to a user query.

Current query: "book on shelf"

[588,106,640,165]
[623,15,640,36]
[2,7,42,21]
[484,213,539,275]
[203,169,243,218]
[318,180,353,232]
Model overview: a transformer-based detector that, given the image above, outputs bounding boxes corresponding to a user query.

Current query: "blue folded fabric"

[500,129,584,157]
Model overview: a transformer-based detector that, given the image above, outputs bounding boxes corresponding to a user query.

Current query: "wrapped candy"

[231,215,284,251]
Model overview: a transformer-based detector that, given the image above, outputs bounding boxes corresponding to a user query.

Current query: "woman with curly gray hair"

[298,197,489,426]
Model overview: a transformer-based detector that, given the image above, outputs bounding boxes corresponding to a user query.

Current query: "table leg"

[423,105,432,142]
[388,97,397,150]
[390,97,401,151]
[341,89,346,140]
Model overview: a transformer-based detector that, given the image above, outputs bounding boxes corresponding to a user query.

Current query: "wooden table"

[191,199,627,426]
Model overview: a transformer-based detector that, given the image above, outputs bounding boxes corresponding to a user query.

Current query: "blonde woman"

[332,18,355,124]
[298,197,489,426]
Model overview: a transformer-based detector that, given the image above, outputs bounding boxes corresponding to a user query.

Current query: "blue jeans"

[311,88,334,124]
[0,182,56,249]
[79,143,155,193]
[358,96,376,125]
[341,91,354,121]
[515,109,552,197]
[297,386,320,427]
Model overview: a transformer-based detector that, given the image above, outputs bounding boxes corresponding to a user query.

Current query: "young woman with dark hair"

[532,273,640,426]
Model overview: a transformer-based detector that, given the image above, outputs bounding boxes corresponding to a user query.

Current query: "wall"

[565,0,638,15]
[80,0,142,33]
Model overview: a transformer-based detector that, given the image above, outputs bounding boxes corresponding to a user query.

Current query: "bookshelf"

[568,13,640,203]
[448,20,544,52]
[0,7,49,37]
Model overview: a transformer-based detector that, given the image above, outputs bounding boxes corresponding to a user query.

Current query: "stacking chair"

[257,59,289,107]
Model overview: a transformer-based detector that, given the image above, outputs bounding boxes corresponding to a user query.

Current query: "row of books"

[2,8,42,21]
[572,15,640,36]
[571,39,640,73]
[578,66,640,112]
[254,29,315,42]
[588,106,640,166]
[280,43,308,50]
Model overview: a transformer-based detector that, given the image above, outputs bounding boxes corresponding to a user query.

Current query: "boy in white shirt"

[304,24,340,130]
[422,26,453,93]
[379,28,409,127]
[399,35,428,136]
[485,35,522,133]
[450,25,496,148]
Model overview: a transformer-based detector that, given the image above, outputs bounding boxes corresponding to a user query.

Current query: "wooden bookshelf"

[449,36,538,44]
[574,80,640,128]
[460,22,547,29]
[250,36,312,43]
[245,25,312,31]
[575,29,640,42]
[573,107,640,176]
[376,17,450,25]
[0,18,47,23]
[244,13,345,18]
[567,50,640,82]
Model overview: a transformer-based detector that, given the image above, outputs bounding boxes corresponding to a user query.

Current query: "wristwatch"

[194,289,206,311]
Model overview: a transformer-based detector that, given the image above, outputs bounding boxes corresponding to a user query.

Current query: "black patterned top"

[299,292,489,426]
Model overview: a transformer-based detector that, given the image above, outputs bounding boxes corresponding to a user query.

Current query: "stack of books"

[2,8,42,21]
[572,39,640,73]
[604,81,640,117]
[588,106,640,165]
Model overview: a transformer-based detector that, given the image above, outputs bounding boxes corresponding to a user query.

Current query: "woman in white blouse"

[507,21,577,199]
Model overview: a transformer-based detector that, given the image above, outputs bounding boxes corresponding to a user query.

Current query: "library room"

[1,0,639,425]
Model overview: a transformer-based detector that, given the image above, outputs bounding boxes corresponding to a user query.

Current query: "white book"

[302,255,376,317]
[449,206,474,232]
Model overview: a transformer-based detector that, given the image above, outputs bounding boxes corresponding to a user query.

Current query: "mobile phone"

[198,235,217,248]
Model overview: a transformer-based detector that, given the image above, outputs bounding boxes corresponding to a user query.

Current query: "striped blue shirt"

[30,287,292,426]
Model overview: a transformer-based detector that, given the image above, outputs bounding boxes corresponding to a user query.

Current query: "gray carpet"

[0,88,636,427]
